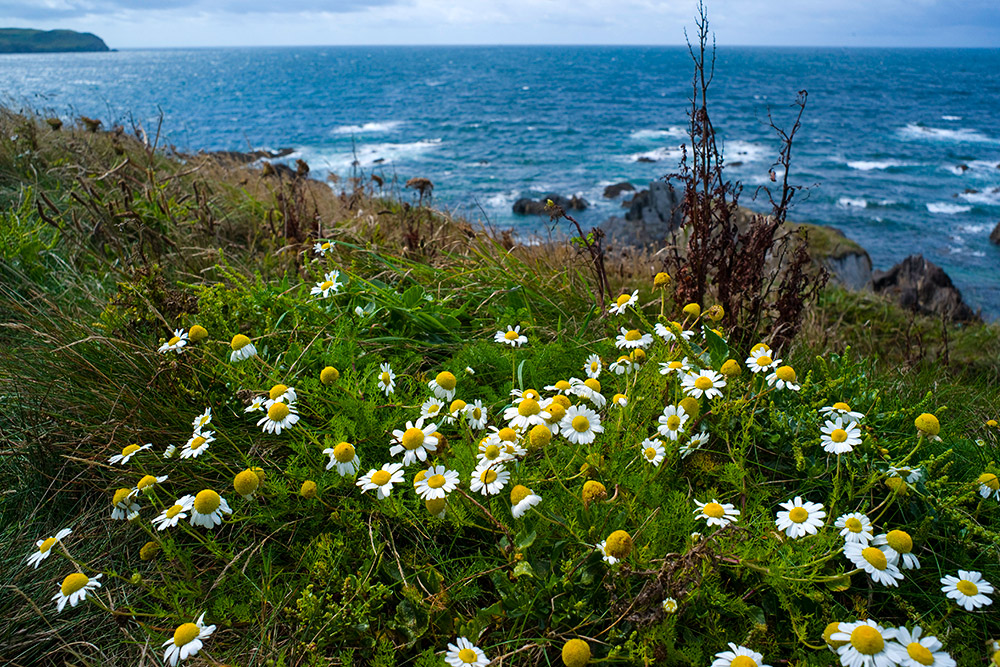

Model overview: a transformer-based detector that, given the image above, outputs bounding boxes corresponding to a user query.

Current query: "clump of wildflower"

[470,462,509,496]
[844,542,904,587]
[662,597,678,613]
[180,431,215,458]
[414,465,459,501]
[940,570,993,610]
[158,329,188,354]
[561,405,603,445]
[775,497,825,539]
[874,529,920,569]
[313,239,335,255]
[495,325,527,347]
[52,572,102,612]
[154,495,194,531]
[821,417,863,455]
[615,327,652,350]
[657,404,689,441]
[162,613,216,666]
[694,499,740,528]
[829,621,899,667]
[608,290,638,316]
[310,271,343,298]
[229,334,257,362]
[835,512,873,545]
[112,488,140,521]
[26,528,72,569]
[681,369,726,399]
[390,418,439,466]
[640,438,666,466]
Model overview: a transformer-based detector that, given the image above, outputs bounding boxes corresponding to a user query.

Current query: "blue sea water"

[2,46,999,316]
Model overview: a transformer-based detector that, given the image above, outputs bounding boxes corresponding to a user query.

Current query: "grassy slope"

[1,111,998,666]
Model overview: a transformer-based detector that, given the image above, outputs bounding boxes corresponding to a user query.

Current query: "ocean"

[2,46,999,316]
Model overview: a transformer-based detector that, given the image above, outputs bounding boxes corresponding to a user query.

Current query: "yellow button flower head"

[425,497,447,518]
[706,304,724,321]
[140,541,160,561]
[251,467,266,483]
[653,271,671,288]
[234,469,261,500]
[914,413,940,437]
[823,622,847,649]
[229,334,257,362]
[604,530,633,560]
[51,572,102,612]
[187,324,208,342]
[529,424,552,449]
[679,396,700,419]
[987,419,998,428]
[320,366,340,384]
[300,480,317,499]
[581,480,607,507]
[682,303,701,318]
[429,371,458,401]
[562,639,591,667]
[884,477,908,496]
[720,359,741,377]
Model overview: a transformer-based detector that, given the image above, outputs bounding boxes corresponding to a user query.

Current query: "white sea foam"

[838,197,868,209]
[958,188,1000,206]
[630,127,687,140]
[941,115,962,121]
[724,140,768,163]
[301,139,441,170]
[847,159,914,171]
[900,123,997,144]
[942,160,1000,176]
[628,146,684,163]
[332,121,404,135]
[958,223,993,234]
[926,202,972,214]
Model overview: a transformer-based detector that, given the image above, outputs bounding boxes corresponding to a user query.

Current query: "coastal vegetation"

[1,24,998,667]
[0,28,109,54]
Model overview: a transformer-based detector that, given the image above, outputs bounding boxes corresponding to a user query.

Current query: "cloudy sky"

[1,0,997,48]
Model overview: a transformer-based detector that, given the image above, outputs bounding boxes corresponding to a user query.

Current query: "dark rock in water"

[512,194,588,215]
[636,156,657,163]
[603,182,635,198]
[207,148,295,164]
[728,161,743,167]
[957,164,970,172]
[872,254,978,322]
[600,181,683,248]
[373,157,385,164]
[990,221,1000,245]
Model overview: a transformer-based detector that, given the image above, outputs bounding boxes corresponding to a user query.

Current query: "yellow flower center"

[831,429,848,443]
[498,427,516,442]
[510,484,531,505]
[472,408,482,419]
[458,648,478,664]
[613,393,626,405]
[624,329,641,341]
[631,349,646,362]
[231,334,250,350]
[694,376,713,390]
[371,470,392,486]
[979,473,1000,490]
[886,530,913,554]
[605,530,633,558]
[321,242,331,250]
[484,444,501,460]
[544,403,565,422]
[845,517,863,533]
[702,502,725,518]
[862,547,888,570]
[402,428,425,450]
[319,280,334,291]
[504,330,519,341]
[644,447,657,460]
[757,355,772,366]
[427,474,447,489]
[380,371,391,385]
[523,389,540,401]
[435,371,457,390]
[450,399,467,413]
[137,475,158,490]
[956,579,979,596]
[907,643,934,666]
[584,378,601,392]
[234,470,259,495]
[480,469,498,484]
[60,573,90,596]
[730,657,757,667]
[666,415,681,430]
[775,366,796,382]
[914,413,940,435]
[823,622,847,648]
[750,343,769,354]
[850,626,884,655]
[39,537,58,553]
[833,402,851,411]
[267,403,290,422]
[555,380,571,391]
[167,336,181,346]
[572,416,590,432]
[173,622,200,647]
[320,366,339,384]
[165,504,184,519]
[615,293,631,307]
[426,497,446,515]
[268,384,288,400]
[788,507,809,523]
[334,442,356,462]
[518,398,541,416]
[194,490,221,514]
[590,361,599,372]
[190,436,207,450]
[122,444,140,457]
[112,488,131,506]
[669,361,682,369]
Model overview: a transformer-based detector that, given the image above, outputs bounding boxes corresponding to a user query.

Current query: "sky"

[0,0,998,48]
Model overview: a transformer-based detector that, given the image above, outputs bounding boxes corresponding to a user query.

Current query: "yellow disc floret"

[300,480,317,498]
[334,442,356,462]
[498,427,517,442]
[720,359,741,377]
[653,271,671,287]
[788,507,809,523]
[584,378,601,393]
[231,334,251,351]
[371,471,391,486]
[510,484,531,505]
[435,371,457,391]
[833,402,851,411]
[624,329,641,342]
[425,497,446,516]
[39,537,57,553]
[267,403,290,422]
[572,416,590,432]
[137,475,159,490]
[849,625,884,655]
[862,547,888,570]
[682,303,701,318]
[268,384,288,400]
[173,622,200,647]
[480,469,498,484]
[234,470,260,496]
[679,397,700,419]
[518,398,541,416]
[844,517,863,533]
[450,399,467,413]
[121,444,141,457]
[956,579,978,596]
[582,480,607,506]
[605,530,633,559]
[775,366,796,382]
[979,472,999,490]
[320,366,339,384]
[694,376,713,391]
[886,530,913,554]
[562,638,592,667]
[112,488,131,506]
[188,324,208,342]
[702,502,725,518]
[504,330,519,341]
[61,572,90,596]
[823,622,847,648]
[140,541,160,561]
[193,490,221,514]
[914,413,940,436]
[529,424,552,449]
[458,648,478,663]
[906,643,934,666]
[427,474,447,489]
[831,429,848,443]
[730,657,756,667]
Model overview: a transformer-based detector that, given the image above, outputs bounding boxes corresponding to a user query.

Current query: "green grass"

[1,110,998,667]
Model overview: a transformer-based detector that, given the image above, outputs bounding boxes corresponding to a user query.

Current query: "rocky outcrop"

[990,221,1000,245]
[873,254,979,322]
[603,182,635,198]
[204,147,295,164]
[512,194,588,215]
[790,223,873,291]
[600,181,683,248]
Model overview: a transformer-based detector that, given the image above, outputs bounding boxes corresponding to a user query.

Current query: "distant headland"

[0,28,109,54]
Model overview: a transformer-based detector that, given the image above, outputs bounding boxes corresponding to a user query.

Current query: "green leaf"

[402,284,424,308]
[516,529,537,549]
[704,326,729,368]
[513,561,535,578]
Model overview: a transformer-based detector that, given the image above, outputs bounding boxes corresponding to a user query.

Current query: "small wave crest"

[628,146,684,163]
[927,202,972,214]
[332,121,404,135]
[724,140,769,163]
[838,197,868,209]
[300,138,441,170]
[958,188,1000,206]
[847,159,915,171]
[900,123,998,144]
[941,115,962,121]
[630,127,687,140]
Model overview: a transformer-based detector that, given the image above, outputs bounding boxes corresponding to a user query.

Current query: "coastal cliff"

[0,28,109,53]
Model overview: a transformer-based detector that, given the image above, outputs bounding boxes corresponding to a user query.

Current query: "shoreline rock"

[873,254,979,322]
[512,194,588,216]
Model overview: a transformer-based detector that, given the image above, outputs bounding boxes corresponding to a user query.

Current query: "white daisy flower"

[445,637,489,667]
[244,397,265,413]
[893,626,955,667]
[775,497,826,539]
[229,334,257,362]
[180,431,215,459]
[608,290,638,316]
[615,327,653,350]
[595,539,619,565]
[464,399,488,430]
[979,472,1000,500]
[495,325,527,347]
[163,444,177,458]
[191,408,212,433]
[420,397,446,420]
[313,240,335,255]
[540,401,565,436]
[659,357,691,376]
[835,512,873,545]
[844,542,905,587]
[820,402,865,422]
[821,418,863,455]
[389,418,439,466]
[376,362,396,395]
[830,620,903,667]
[694,499,740,528]
[440,399,467,425]
[941,570,993,610]
[428,371,457,401]
[26,528,72,568]
[111,488,140,521]
[108,442,152,465]
[680,431,710,458]
[511,387,543,404]
[323,441,361,476]
[132,474,169,497]
[154,495,195,531]
[710,643,771,667]
[257,401,301,435]
[660,597,678,614]
[569,377,606,408]
[886,466,924,484]
[657,404,690,441]
[584,353,602,378]
[873,530,920,570]
[654,321,694,342]
[611,393,627,407]
[264,383,297,405]
[414,465,459,500]
[640,438,666,466]
[190,490,232,529]
[681,369,726,400]
[510,484,542,518]
[503,396,547,430]
[745,347,780,374]
[470,462,510,496]
[608,355,633,375]
[357,462,405,499]
[477,437,515,467]
[765,365,800,391]
[465,366,475,375]
[560,405,603,445]
[162,612,216,666]
[310,271,343,298]
[51,572,102,612]
[158,329,189,354]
